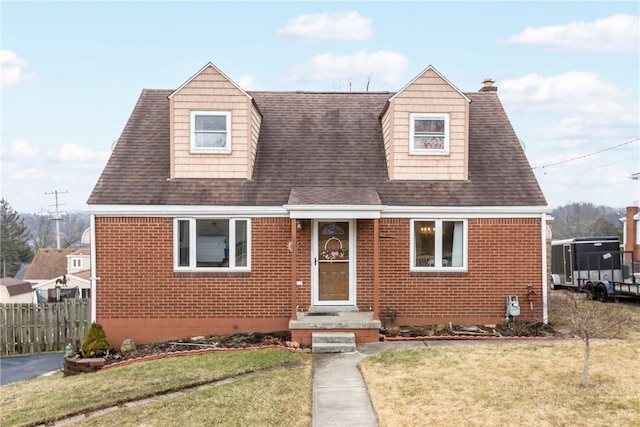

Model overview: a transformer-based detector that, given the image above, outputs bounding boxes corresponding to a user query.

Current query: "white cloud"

[8,139,42,158]
[49,144,111,163]
[499,71,631,114]
[283,50,408,87]
[277,11,374,41]
[0,50,36,87]
[501,14,639,52]
[545,116,639,140]
[234,74,257,90]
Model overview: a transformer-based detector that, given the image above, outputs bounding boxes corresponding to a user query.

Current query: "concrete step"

[312,332,357,354]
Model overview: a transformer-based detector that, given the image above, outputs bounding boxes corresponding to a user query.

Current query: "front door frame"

[312,219,356,306]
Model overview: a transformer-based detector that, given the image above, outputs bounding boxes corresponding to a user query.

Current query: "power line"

[532,138,639,170]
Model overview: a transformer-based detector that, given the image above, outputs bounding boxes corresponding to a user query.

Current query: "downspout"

[373,219,380,319]
[541,213,548,324]
[291,219,297,321]
[90,214,98,323]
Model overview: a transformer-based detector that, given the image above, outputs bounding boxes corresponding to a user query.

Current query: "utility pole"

[45,190,68,249]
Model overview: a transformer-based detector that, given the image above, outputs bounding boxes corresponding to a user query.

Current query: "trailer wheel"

[585,282,594,298]
[594,285,608,302]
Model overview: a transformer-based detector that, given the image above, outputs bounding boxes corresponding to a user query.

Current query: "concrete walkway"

[313,352,375,427]
[312,341,427,427]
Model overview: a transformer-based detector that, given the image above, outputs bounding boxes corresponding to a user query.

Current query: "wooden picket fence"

[0,299,91,356]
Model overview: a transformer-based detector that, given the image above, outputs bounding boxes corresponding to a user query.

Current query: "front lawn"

[361,296,640,427]
[0,349,311,427]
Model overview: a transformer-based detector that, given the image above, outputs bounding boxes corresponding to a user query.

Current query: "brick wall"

[95,215,543,346]
[377,217,543,325]
[95,217,294,346]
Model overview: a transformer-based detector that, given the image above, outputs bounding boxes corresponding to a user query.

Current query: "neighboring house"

[0,278,34,303]
[87,63,549,347]
[622,205,640,264]
[24,248,91,302]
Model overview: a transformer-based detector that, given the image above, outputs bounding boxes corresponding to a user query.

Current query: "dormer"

[168,63,262,179]
[67,250,91,274]
[381,66,470,180]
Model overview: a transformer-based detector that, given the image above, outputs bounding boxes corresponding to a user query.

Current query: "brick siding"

[95,216,543,346]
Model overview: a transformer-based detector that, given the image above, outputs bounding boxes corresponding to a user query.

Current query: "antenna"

[45,190,68,249]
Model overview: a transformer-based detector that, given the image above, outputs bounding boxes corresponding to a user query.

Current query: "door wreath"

[320,236,348,260]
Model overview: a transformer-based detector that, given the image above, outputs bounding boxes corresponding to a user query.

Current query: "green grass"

[0,349,311,427]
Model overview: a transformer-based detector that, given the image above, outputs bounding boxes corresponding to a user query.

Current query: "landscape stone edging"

[101,345,311,371]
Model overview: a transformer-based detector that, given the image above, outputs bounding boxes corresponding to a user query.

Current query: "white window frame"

[409,113,450,155]
[410,219,467,272]
[173,218,251,272]
[190,111,232,154]
[71,258,82,268]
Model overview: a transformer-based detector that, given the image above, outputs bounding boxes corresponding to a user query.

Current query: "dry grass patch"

[71,364,311,426]
[362,341,640,426]
[362,299,640,427]
[0,349,309,427]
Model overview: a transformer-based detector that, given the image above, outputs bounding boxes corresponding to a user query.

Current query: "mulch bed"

[68,322,562,370]
[101,331,300,367]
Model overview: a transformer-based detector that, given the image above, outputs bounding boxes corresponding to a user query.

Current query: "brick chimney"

[624,206,639,262]
[479,78,497,92]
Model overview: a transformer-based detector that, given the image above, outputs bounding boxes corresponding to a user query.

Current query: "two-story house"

[87,63,549,347]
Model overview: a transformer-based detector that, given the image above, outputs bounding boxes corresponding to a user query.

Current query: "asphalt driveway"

[0,352,64,385]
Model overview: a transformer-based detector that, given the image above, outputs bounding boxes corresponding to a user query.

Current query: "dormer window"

[410,113,450,155]
[190,111,231,153]
[71,258,82,268]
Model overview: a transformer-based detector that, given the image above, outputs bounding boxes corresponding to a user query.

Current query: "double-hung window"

[410,113,450,155]
[190,111,231,153]
[411,219,466,271]
[175,218,250,271]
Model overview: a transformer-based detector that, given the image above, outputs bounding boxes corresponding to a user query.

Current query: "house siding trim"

[86,204,550,217]
[90,213,97,322]
[168,62,252,101]
[86,205,289,217]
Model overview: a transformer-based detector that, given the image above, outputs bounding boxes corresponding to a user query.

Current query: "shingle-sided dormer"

[168,63,262,179]
[381,66,470,180]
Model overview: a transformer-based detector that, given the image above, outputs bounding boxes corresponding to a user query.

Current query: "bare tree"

[60,212,90,247]
[552,202,622,240]
[23,212,55,250]
[550,291,636,387]
[23,211,89,250]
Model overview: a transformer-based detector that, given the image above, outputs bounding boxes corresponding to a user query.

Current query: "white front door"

[312,220,355,305]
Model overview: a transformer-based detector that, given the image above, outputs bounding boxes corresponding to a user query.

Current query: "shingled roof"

[23,248,75,281]
[0,278,34,296]
[88,88,546,207]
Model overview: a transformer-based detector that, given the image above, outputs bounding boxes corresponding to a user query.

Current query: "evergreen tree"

[0,199,33,277]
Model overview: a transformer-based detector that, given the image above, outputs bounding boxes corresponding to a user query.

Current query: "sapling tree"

[551,291,636,387]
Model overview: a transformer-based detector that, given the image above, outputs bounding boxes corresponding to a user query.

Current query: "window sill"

[174,271,251,278]
[409,270,468,277]
[189,147,232,155]
[409,149,450,156]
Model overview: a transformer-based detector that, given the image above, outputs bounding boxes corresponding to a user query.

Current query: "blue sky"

[2,1,639,214]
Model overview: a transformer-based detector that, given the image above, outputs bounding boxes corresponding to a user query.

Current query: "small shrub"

[387,326,401,337]
[81,322,111,357]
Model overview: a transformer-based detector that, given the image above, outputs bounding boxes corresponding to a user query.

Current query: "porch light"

[296,220,302,231]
